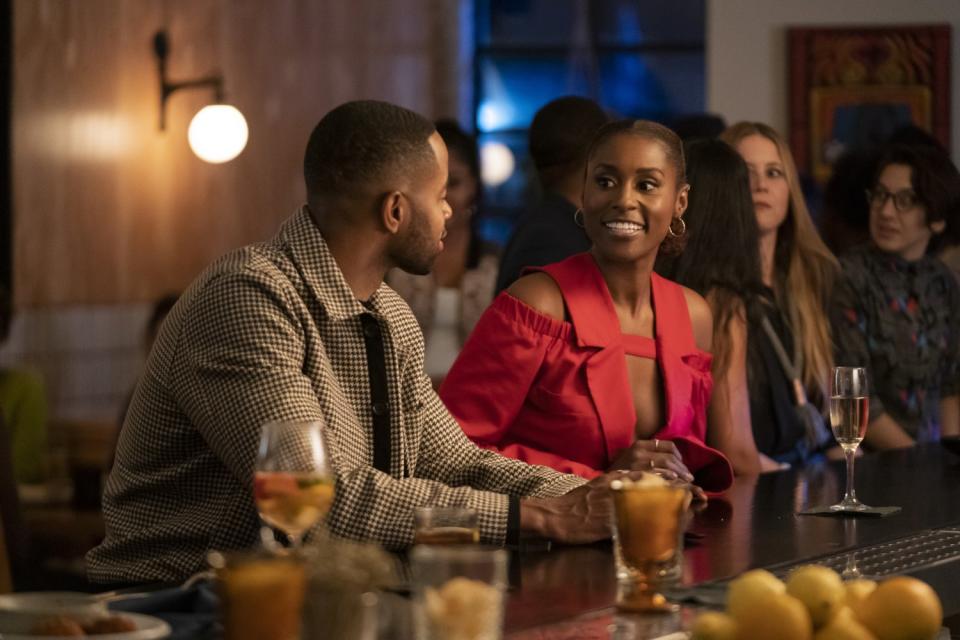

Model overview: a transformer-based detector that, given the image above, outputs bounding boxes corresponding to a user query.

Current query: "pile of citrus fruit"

[690,565,943,640]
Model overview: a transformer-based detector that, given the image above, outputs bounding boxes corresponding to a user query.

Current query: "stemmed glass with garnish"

[253,420,335,548]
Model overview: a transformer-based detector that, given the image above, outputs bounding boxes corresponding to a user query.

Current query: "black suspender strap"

[359,313,392,473]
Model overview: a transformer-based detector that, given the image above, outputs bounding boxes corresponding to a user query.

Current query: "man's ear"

[380,191,405,235]
[931,219,947,235]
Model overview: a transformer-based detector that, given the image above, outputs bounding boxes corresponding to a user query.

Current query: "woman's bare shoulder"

[506,272,565,321]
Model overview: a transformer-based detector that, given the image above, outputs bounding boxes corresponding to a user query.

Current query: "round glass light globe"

[480,141,515,187]
[187,104,248,163]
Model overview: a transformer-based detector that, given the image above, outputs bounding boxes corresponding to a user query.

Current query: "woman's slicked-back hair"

[586,119,686,184]
[303,100,437,202]
[874,144,960,250]
[721,122,839,405]
[657,139,763,375]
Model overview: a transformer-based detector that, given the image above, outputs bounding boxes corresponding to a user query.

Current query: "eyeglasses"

[865,187,919,213]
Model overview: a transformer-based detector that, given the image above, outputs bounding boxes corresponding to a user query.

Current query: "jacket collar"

[278,205,392,322]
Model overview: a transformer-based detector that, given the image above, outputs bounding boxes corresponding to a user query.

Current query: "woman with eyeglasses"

[830,144,960,448]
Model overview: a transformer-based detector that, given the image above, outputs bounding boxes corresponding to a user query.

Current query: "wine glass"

[253,420,335,547]
[828,367,871,512]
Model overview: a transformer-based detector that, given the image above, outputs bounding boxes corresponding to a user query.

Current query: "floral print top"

[830,245,960,441]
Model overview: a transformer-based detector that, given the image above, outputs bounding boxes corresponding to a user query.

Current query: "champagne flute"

[828,367,871,512]
[253,420,335,547]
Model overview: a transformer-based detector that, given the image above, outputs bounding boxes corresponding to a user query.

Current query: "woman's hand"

[759,453,789,473]
[608,439,695,482]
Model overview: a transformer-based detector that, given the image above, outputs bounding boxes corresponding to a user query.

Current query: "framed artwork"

[788,25,951,183]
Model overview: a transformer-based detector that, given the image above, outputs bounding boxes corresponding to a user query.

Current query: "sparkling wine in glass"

[253,420,335,547]
[828,367,871,512]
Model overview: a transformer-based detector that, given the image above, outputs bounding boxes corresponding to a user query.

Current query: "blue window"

[474,0,706,245]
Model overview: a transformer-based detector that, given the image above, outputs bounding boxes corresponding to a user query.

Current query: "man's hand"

[519,470,706,544]
[608,439,694,482]
[520,472,624,544]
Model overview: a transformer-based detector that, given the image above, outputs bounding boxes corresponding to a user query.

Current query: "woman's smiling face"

[582,132,687,264]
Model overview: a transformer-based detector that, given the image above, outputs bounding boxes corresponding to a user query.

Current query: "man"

[495,96,609,292]
[88,101,629,585]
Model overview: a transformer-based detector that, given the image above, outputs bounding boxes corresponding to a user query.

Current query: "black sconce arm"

[154,30,225,130]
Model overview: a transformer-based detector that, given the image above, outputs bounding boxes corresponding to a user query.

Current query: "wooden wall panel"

[13,0,462,307]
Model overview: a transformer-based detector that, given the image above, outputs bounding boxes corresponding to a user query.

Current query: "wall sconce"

[154,30,248,164]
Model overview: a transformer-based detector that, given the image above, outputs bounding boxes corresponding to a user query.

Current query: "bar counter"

[503,443,960,637]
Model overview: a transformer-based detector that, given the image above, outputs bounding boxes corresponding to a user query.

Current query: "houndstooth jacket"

[86,207,584,584]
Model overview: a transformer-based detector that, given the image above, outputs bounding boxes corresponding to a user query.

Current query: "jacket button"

[372,402,388,416]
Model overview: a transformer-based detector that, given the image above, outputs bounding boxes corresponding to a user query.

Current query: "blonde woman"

[717,122,839,472]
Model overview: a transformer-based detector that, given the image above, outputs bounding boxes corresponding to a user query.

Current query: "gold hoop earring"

[573,208,585,228]
[667,216,686,238]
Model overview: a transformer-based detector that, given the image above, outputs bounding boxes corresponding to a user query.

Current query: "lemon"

[727,568,786,619]
[814,613,877,640]
[786,565,846,628]
[690,611,738,640]
[858,576,942,640]
[844,579,877,619]
[733,591,813,640]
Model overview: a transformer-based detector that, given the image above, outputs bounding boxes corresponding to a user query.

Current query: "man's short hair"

[304,100,437,201]
[529,96,608,174]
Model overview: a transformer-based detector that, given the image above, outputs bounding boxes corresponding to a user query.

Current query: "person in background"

[658,139,835,474]
[670,113,727,143]
[88,100,634,585]
[831,144,960,447]
[0,285,48,484]
[495,96,609,293]
[820,125,946,260]
[720,122,839,471]
[388,120,498,385]
[441,120,734,494]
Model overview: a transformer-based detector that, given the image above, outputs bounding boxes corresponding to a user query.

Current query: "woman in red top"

[440,120,734,492]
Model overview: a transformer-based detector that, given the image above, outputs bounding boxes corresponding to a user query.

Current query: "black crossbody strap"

[760,315,807,407]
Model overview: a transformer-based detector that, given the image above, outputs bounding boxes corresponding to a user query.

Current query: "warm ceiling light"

[154,30,248,164]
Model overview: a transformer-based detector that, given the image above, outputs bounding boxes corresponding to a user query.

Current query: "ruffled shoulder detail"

[490,291,572,340]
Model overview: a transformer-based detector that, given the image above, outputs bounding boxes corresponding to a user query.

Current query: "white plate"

[0,612,171,640]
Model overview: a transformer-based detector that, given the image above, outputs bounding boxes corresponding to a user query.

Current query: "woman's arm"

[863,413,915,449]
[704,297,763,475]
[939,395,960,438]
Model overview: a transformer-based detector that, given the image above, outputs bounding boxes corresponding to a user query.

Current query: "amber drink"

[216,552,307,640]
[612,473,691,612]
[414,507,480,546]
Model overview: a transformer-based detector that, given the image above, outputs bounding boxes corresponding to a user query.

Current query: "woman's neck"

[592,250,654,318]
[759,230,779,288]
